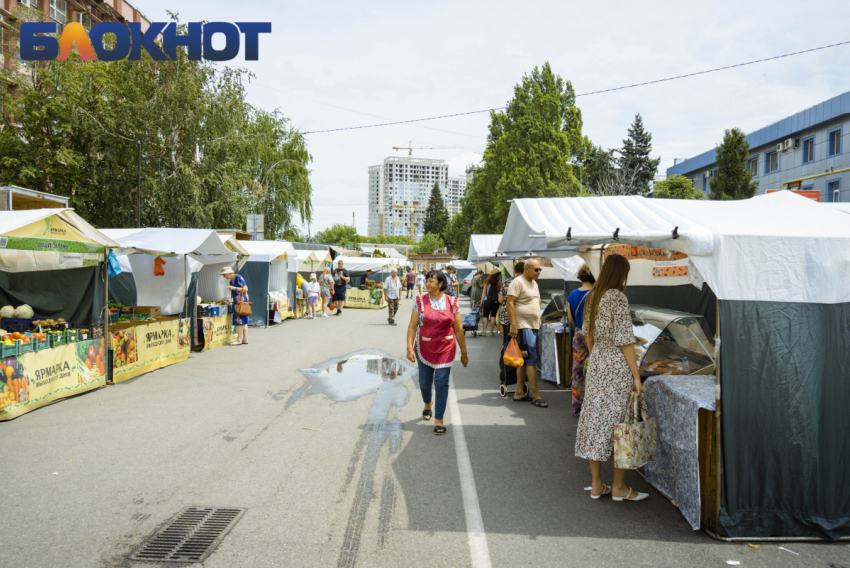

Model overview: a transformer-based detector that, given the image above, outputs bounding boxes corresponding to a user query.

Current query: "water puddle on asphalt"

[288,349,414,409]
[288,349,417,568]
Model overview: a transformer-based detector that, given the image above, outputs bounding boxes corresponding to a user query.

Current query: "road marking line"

[448,382,492,568]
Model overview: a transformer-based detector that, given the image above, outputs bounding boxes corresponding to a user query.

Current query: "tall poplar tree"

[461,62,591,236]
[709,128,759,200]
[423,181,449,236]
[619,114,661,195]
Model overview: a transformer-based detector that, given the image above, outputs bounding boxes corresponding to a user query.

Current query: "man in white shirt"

[383,268,402,326]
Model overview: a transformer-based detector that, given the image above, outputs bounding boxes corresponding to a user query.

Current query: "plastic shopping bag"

[503,337,524,368]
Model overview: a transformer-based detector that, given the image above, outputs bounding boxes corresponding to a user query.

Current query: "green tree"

[442,212,471,259]
[582,145,618,194]
[653,175,705,200]
[0,14,312,237]
[423,181,449,236]
[359,235,415,245]
[462,62,590,237]
[414,233,445,255]
[619,114,661,195]
[709,128,759,200]
[316,224,358,246]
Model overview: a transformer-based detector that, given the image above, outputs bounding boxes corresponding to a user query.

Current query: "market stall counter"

[0,208,118,420]
[108,312,191,383]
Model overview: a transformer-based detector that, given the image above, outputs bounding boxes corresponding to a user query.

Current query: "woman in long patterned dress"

[574,254,648,502]
[221,266,249,345]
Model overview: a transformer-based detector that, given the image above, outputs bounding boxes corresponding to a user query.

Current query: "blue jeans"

[418,360,451,420]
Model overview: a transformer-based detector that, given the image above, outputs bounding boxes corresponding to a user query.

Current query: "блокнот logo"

[20,22,271,62]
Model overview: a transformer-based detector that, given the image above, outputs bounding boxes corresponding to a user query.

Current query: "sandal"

[434,425,446,435]
[590,484,611,500]
[241,340,249,345]
[513,394,533,402]
[612,488,649,502]
[531,398,549,408]
[228,341,242,346]
[422,409,432,420]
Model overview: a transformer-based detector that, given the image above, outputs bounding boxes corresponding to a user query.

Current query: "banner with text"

[345,288,387,309]
[111,318,191,383]
[0,337,106,421]
[200,314,236,351]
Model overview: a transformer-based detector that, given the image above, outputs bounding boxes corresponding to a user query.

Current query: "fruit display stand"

[0,209,118,421]
[109,315,192,384]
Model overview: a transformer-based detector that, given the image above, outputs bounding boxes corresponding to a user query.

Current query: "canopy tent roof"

[102,228,232,257]
[218,232,250,257]
[0,208,119,248]
[466,234,507,262]
[499,192,850,304]
[334,256,402,273]
[240,240,296,263]
[359,244,407,260]
[446,259,476,271]
[825,203,850,215]
[329,245,363,257]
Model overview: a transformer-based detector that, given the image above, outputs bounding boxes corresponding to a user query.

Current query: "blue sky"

[138,0,850,235]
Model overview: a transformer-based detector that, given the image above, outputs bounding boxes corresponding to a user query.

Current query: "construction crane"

[392,141,462,156]
[393,203,423,241]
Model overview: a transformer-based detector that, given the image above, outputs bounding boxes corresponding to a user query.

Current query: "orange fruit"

[85,358,92,370]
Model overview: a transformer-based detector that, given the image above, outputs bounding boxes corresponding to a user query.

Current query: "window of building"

[746,157,758,177]
[19,0,38,8]
[801,136,814,164]
[77,12,92,28]
[826,179,841,203]
[801,184,814,193]
[49,0,67,25]
[828,127,842,157]
[765,151,779,174]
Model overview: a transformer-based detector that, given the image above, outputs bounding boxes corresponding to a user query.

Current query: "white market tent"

[466,234,506,263]
[239,240,297,326]
[359,244,408,260]
[498,191,850,539]
[334,255,402,273]
[103,228,239,316]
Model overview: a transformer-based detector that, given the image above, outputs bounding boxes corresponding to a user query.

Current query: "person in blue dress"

[567,264,595,415]
[221,266,249,345]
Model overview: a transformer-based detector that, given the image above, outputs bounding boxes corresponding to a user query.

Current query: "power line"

[299,39,850,135]
[250,81,487,140]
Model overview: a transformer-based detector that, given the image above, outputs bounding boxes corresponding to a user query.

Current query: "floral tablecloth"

[643,375,716,530]
[540,322,566,384]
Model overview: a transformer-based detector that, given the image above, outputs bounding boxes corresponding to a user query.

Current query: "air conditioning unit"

[776,143,784,153]
[784,138,799,151]
[704,171,711,179]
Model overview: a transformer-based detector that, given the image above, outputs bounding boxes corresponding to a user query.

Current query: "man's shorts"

[407,282,414,290]
[515,328,540,367]
[333,287,347,301]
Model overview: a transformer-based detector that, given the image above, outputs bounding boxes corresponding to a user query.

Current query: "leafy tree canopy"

[0,13,312,237]
[414,233,445,255]
[653,175,705,200]
[709,128,759,200]
[460,62,590,241]
[315,224,358,246]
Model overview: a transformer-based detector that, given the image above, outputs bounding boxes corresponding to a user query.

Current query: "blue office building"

[667,91,850,202]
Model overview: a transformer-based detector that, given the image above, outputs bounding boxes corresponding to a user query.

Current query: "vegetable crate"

[49,334,67,348]
[1,317,38,333]
[0,342,20,357]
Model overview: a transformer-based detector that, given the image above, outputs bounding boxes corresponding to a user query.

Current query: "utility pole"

[136,140,141,228]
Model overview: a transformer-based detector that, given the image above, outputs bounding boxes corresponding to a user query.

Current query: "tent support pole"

[705,298,723,537]
[183,255,187,318]
[103,253,109,348]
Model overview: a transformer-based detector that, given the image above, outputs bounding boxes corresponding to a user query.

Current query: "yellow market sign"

[0,337,107,421]
[5,215,92,243]
[111,318,191,383]
[0,236,104,255]
[200,314,236,351]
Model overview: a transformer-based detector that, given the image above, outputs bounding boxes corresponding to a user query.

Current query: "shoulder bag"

[234,291,252,317]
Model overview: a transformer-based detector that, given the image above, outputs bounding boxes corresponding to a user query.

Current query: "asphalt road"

[1,296,847,568]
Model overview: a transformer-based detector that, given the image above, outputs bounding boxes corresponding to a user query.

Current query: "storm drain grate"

[129,507,246,563]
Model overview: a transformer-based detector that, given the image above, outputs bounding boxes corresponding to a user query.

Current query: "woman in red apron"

[406,270,469,435]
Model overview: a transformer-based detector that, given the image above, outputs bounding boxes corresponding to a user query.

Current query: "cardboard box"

[130,306,161,318]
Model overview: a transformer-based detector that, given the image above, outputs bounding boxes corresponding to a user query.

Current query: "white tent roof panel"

[101,228,231,257]
[499,192,850,304]
[240,240,296,263]
[467,234,505,262]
